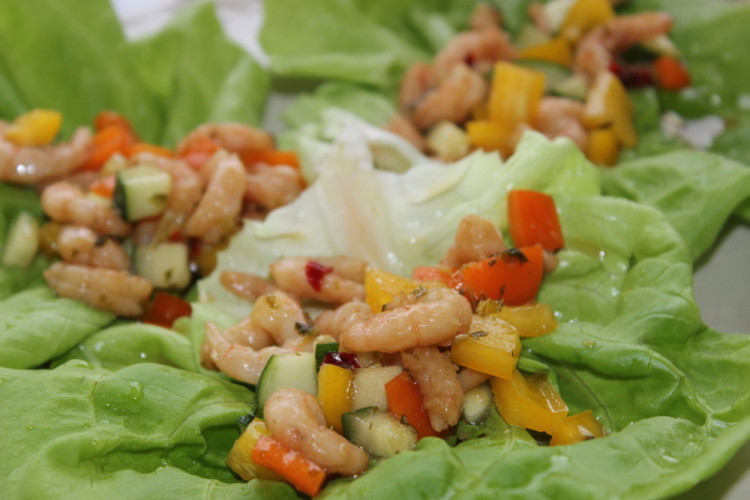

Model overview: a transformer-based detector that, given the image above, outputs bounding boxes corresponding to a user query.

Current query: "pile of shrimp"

[1,112,305,316]
[392,1,682,162]
[204,214,560,484]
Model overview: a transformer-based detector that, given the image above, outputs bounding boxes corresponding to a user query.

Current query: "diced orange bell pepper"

[177,135,220,170]
[456,245,545,305]
[465,120,516,158]
[491,370,568,435]
[488,62,546,127]
[507,190,564,252]
[652,55,691,91]
[252,436,326,497]
[586,127,619,166]
[492,303,558,338]
[242,149,300,169]
[550,410,605,446]
[385,371,440,439]
[79,126,136,171]
[364,267,424,313]
[450,315,521,380]
[226,419,283,481]
[411,265,453,286]
[94,110,136,136]
[4,109,62,146]
[518,37,573,67]
[583,71,637,148]
[317,363,354,433]
[128,142,173,158]
[560,0,615,42]
[88,175,116,199]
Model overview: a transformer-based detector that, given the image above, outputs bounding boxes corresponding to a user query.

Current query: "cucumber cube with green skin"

[1,212,39,268]
[134,242,191,290]
[342,406,418,458]
[255,352,317,418]
[114,164,171,221]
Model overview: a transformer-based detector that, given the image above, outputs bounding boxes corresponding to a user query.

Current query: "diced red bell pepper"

[141,291,192,328]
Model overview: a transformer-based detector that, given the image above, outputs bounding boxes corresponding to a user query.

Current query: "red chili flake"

[305,260,333,292]
[609,61,653,89]
[321,352,360,370]
[168,229,184,242]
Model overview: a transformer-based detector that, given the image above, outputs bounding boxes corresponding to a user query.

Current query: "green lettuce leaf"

[0,288,114,369]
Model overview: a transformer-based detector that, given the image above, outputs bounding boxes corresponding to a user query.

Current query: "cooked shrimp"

[527,2,551,34]
[433,27,515,81]
[264,388,369,476]
[270,256,366,305]
[250,291,309,345]
[314,300,371,341]
[543,249,560,274]
[41,181,131,237]
[203,322,293,385]
[177,123,274,159]
[412,64,488,131]
[470,3,502,31]
[183,152,247,244]
[56,225,131,270]
[383,113,428,152]
[401,347,463,432]
[399,62,436,114]
[245,163,304,215]
[535,97,588,150]
[339,286,472,353]
[0,127,91,185]
[43,262,152,317]
[457,367,491,392]
[221,270,279,302]
[441,215,506,268]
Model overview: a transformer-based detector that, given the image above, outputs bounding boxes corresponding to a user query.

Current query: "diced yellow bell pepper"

[518,37,573,67]
[560,0,616,43]
[491,303,558,338]
[586,127,619,166]
[488,62,546,127]
[317,363,354,433]
[450,315,521,380]
[471,101,489,121]
[226,419,283,481]
[466,120,516,158]
[583,71,637,148]
[365,267,423,313]
[491,369,568,435]
[4,109,62,147]
[550,409,605,446]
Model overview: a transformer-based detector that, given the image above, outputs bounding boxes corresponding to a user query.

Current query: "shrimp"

[535,97,588,151]
[441,215,506,268]
[245,163,305,216]
[433,27,515,81]
[43,262,152,317]
[470,3,502,32]
[339,286,472,353]
[183,152,247,244]
[314,300,371,341]
[264,388,369,476]
[177,123,274,160]
[250,291,310,345]
[221,270,279,302]
[412,64,488,131]
[203,322,293,385]
[457,367,491,392]
[41,181,131,237]
[56,225,131,270]
[0,127,91,185]
[399,62,436,114]
[527,2,551,34]
[270,256,366,305]
[383,113,427,152]
[401,347,463,432]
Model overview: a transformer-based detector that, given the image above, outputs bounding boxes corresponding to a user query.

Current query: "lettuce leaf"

[0,0,268,145]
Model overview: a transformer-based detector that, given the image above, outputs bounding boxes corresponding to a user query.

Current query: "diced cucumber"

[551,73,588,101]
[342,406,417,458]
[134,242,191,290]
[255,352,317,418]
[114,164,171,221]
[352,365,403,411]
[462,382,493,425]
[2,212,39,268]
[514,60,571,93]
[542,0,576,33]
[315,342,339,368]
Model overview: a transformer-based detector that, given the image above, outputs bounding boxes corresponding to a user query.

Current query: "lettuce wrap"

[0,0,749,498]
